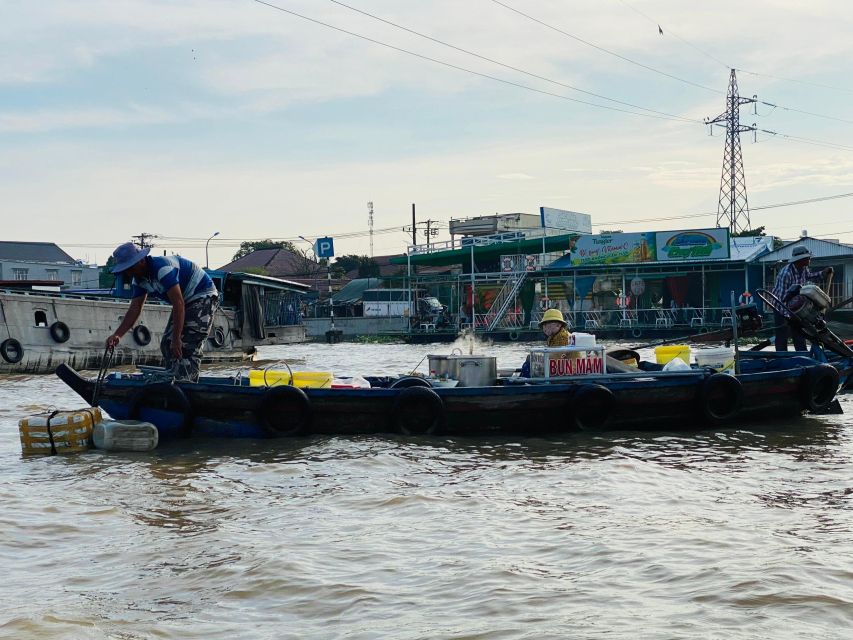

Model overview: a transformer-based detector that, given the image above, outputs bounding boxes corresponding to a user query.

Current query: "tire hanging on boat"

[0,338,23,364]
[391,386,445,436]
[209,326,226,348]
[128,382,193,436]
[631,327,642,339]
[132,324,152,347]
[799,364,839,413]
[570,384,615,431]
[49,321,71,344]
[389,376,433,389]
[508,330,520,342]
[699,373,743,423]
[256,385,312,436]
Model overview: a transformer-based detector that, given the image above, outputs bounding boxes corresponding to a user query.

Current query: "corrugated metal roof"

[758,236,853,262]
[0,241,76,263]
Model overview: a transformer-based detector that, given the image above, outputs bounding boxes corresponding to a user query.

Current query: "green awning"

[331,277,383,304]
[389,233,579,267]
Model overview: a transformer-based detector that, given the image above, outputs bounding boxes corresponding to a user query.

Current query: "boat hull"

[56,357,842,440]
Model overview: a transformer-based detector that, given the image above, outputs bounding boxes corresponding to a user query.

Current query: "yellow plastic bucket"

[19,407,103,456]
[655,345,691,365]
[249,369,333,389]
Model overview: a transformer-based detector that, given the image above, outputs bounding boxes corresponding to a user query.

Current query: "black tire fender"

[209,326,226,348]
[0,338,23,364]
[132,324,152,346]
[256,385,312,436]
[49,321,70,343]
[128,382,192,435]
[391,386,445,436]
[700,373,743,423]
[389,376,433,389]
[631,327,643,339]
[508,330,520,342]
[800,364,839,413]
[570,384,615,430]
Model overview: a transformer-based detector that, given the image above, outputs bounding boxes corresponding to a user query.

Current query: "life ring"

[49,321,71,343]
[799,364,839,413]
[0,338,23,364]
[208,326,226,348]
[132,325,152,346]
[128,382,192,436]
[738,291,753,306]
[391,386,445,435]
[508,330,520,342]
[256,385,312,436]
[389,376,433,389]
[699,374,743,423]
[570,384,615,430]
[631,327,643,339]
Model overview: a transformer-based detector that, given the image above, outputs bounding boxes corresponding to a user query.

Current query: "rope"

[92,344,115,406]
[45,409,60,456]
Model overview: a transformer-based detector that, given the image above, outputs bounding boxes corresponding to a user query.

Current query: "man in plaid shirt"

[772,245,833,351]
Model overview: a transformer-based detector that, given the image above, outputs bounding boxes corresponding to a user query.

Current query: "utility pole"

[422,219,440,250]
[705,69,757,235]
[131,232,157,248]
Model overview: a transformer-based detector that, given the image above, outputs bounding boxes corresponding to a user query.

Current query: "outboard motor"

[785,284,831,327]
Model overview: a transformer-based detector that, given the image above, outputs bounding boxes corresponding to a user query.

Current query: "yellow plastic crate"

[248,369,332,388]
[19,407,103,456]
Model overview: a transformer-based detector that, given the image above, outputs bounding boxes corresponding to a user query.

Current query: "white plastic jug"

[93,420,159,452]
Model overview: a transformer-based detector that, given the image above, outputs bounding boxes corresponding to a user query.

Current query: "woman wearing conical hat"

[538,308,571,347]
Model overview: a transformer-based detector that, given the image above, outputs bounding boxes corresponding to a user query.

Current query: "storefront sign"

[540,207,592,234]
[569,232,656,266]
[656,229,729,260]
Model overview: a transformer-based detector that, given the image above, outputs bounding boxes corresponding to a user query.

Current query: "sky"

[2,0,853,268]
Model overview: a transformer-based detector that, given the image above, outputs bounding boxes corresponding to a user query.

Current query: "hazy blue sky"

[3,0,852,267]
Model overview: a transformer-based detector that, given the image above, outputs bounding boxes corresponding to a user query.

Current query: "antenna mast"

[706,69,757,235]
[367,201,374,257]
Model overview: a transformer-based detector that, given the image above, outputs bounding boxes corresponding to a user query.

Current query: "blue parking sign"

[315,237,335,258]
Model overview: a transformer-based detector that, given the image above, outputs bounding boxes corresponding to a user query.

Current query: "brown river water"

[1,341,852,639]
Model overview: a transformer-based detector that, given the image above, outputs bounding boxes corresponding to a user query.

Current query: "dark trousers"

[773,311,807,352]
[161,295,219,381]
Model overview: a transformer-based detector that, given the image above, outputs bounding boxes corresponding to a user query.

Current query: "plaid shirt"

[772,262,824,302]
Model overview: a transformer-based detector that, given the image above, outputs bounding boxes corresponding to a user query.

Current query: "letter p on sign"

[315,237,335,258]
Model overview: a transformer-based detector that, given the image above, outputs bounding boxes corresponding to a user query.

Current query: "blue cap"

[110,242,150,273]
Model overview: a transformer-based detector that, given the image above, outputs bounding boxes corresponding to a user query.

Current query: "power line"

[328,0,695,122]
[612,0,853,125]
[488,0,723,95]
[592,189,853,226]
[738,69,853,95]
[614,0,731,70]
[758,100,853,126]
[249,0,698,123]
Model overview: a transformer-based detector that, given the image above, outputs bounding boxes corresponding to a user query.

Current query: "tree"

[332,255,363,275]
[99,256,116,289]
[732,226,766,237]
[357,257,380,278]
[331,254,380,278]
[232,239,296,261]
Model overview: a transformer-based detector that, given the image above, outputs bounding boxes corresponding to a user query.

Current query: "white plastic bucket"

[695,347,735,372]
[570,332,596,348]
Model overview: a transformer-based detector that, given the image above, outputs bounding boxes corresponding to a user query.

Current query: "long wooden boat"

[56,350,846,439]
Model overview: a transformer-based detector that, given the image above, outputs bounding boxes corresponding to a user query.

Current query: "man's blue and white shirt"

[131,256,217,303]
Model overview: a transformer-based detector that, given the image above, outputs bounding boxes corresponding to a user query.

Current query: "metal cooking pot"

[455,355,497,387]
[427,348,464,380]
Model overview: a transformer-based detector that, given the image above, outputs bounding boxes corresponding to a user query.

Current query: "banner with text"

[655,229,729,261]
[569,232,656,266]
